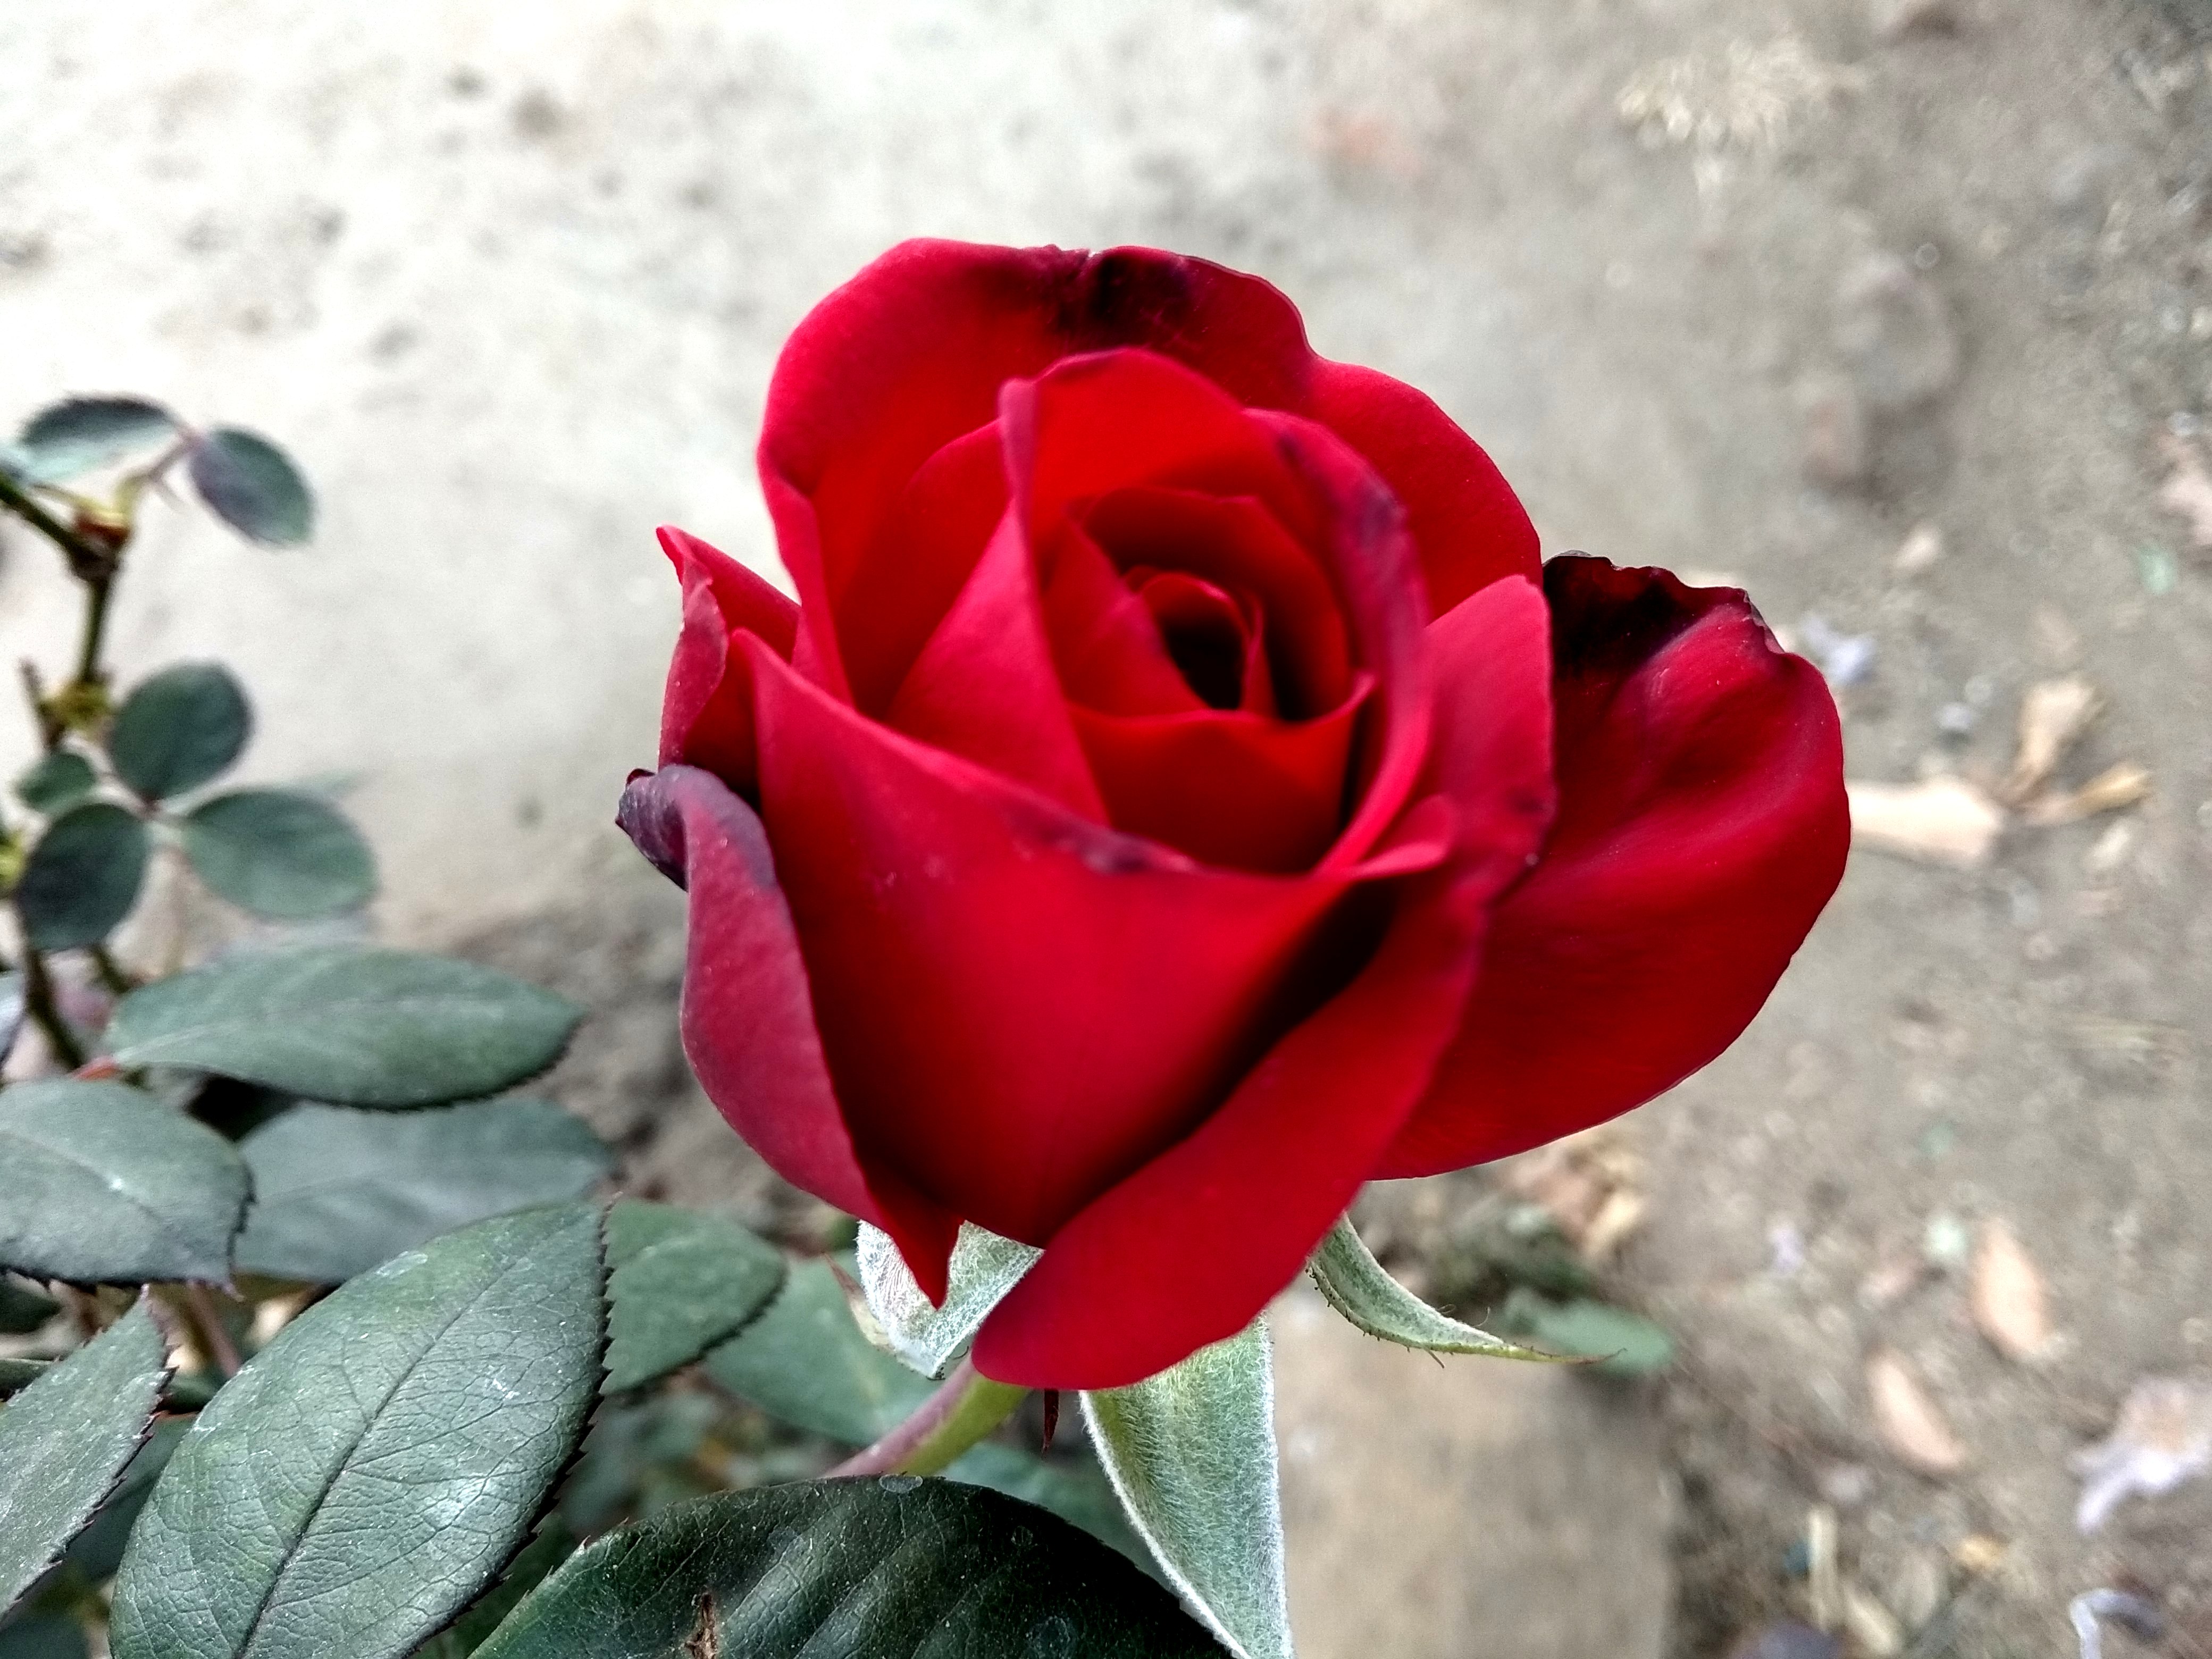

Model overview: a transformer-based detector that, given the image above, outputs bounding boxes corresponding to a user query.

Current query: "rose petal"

[1130,569,1264,712]
[1010,350,1314,533]
[758,239,1537,703]
[967,865,1479,1389]
[1417,573,1558,892]
[1306,361,1539,616]
[886,505,1108,820]
[1068,680,1370,874]
[1378,557,1848,1177]
[1079,487,1352,717]
[837,422,1009,714]
[616,763,959,1295]
[1041,522,1208,717]
[748,635,1351,1246]
[969,575,1555,1388]
[656,526,798,789]
[1249,412,1434,876]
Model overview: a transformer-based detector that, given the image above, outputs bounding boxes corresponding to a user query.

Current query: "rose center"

[1133,570,1251,711]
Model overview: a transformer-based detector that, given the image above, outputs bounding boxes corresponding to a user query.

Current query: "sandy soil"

[6,1,2211,1653]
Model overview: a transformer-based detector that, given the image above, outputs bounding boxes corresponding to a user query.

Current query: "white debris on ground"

[2069,1377,2212,1535]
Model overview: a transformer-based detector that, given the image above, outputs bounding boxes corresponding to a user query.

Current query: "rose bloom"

[621,240,1847,1389]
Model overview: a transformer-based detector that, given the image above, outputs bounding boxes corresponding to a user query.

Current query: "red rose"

[621,240,1847,1389]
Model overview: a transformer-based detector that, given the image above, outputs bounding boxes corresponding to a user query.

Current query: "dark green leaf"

[0,1362,46,1400]
[105,947,583,1108]
[0,1301,170,1616]
[108,1204,608,1659]
[107,664,252,802]
[1493,1291,1674,1377]
[13,398,178,484]
[56,1417,187,1584]
[412,1522,576,1659]
[14,805,147,952]
[700,1258,930,1444]
[0,1080,248,1284]
[1084,1322,1286,1659]
[186,429,312,546]
[603,1201,784,1394]
[944,1443,1151,1571]
[0,1611,88,1659]
[0,1279,59,1336]
[234,1100,610,1283]
[471,1479,1216,1659]
[555,1394,725,1538]
[181,790,376,919]
[13,755,95,817]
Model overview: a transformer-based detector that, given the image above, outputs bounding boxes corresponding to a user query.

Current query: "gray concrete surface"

[1272,1289,1674,1659]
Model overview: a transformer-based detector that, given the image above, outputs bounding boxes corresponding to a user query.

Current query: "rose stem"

[825,1356,1027,1479]
[180,1284,242,1378]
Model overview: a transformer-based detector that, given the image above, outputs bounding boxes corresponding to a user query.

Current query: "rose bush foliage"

[621,240,1848,1389]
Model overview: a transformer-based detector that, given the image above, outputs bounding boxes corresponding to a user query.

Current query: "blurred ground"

[7,0,2212,1654]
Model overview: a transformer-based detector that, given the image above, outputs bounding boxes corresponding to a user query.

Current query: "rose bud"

[621,240,1847,1390]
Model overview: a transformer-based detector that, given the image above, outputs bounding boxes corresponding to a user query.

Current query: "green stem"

[824,1358,1027,1479]
[88,943,133,996]
[179,1284,241,1377]
[18,944,86,1069]
[0,468,126,702]
[0,467,106,569]
[73,571,113,688]
[18,660,60,752]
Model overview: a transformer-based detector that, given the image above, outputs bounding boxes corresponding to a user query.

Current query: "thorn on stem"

[1041,1389,1060,1452]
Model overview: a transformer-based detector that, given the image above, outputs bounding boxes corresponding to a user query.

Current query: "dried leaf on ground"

[2156,432,2212,550]
[1953,1534,2006,1574]
[1971,1218,2053,1362]
[1841,1582,1904,1656]
[2022,762,2152,826]
[1847,778,2005,867]
[2071,1377,2212,1534]
[1618,35,1861,155]
[1502,1127,1646,1262]
[1804,1504,1840,1631]
[2002,676,2100,801]
[1867,1348,1967,1474]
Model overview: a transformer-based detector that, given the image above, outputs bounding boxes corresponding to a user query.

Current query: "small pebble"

[1923,1212,1972,1269]
[1892,522,1944,574]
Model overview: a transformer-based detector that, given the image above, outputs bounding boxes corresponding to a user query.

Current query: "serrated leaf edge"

[600,1206,787,1396]
[0,1297,174,1620]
